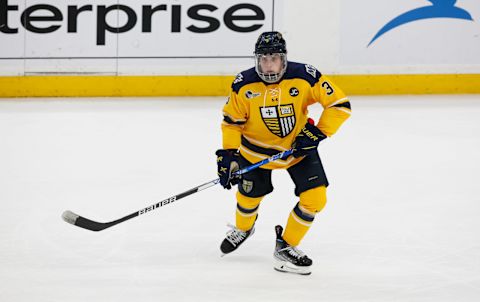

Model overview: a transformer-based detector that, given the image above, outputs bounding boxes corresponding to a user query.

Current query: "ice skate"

[220,224,255,255]
[273,225,313,275]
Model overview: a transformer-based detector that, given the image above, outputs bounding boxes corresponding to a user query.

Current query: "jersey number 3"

[322,81,334,95]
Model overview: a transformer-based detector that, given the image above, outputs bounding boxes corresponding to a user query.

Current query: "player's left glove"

[292,120,327,158]
[215,149,240,190]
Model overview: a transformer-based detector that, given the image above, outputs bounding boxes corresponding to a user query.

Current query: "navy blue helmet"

[254,31,288,83]
[254,31,287,55]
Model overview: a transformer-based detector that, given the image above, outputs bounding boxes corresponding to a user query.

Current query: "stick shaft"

[63,149,293,231]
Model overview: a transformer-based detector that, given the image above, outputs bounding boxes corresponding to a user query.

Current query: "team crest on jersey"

[260,104,296,137]
[289,87,299,97]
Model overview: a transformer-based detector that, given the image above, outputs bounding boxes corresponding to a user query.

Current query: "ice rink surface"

[1,95,479,302]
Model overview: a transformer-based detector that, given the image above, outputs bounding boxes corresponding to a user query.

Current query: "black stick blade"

[62,210,110,232]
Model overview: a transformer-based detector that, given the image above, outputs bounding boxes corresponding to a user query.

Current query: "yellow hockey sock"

[283,186,327,246]
[235,191,263,232]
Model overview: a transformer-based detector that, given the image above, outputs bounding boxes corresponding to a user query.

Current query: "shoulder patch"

[283,62,322,87]
[305,64,318,79]
[231,67,261,93]
[233,73,244,85]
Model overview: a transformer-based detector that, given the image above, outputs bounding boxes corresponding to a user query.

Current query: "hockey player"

[216,31,351,275]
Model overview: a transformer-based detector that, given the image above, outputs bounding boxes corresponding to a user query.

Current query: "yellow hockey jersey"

[221,62,351,169]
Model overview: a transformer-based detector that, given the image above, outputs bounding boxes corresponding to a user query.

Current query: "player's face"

[258,53,283,74]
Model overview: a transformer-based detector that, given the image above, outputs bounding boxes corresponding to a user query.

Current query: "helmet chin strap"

[260,73,281,83]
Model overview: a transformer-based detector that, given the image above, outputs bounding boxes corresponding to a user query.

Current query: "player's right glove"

[292,120,327,158]
[215,149,240,189]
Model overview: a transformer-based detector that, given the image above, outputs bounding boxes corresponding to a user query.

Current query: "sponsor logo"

[260,104,296,137]
[301,127,319,141]
[289,87,299,97]
[0,0,267,46]
[245,90,261,99]
[138,196,177,215]
[368,0,474,46]
[268,87,279,102]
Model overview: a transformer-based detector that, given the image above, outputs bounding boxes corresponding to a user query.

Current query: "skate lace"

[279,246,305,259]
[225,224,247,247]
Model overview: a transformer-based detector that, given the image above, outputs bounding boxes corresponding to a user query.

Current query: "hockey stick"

[62,149,293,232]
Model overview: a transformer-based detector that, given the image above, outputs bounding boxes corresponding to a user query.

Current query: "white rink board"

[339,0,480,74]
[1,0,480,75]
[0,0,276,75]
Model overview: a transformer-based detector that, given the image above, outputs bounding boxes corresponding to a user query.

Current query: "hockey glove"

[292,121,327,158]
[215,149,240,189]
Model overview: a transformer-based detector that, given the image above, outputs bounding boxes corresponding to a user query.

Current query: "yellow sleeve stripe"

[334,107,352,114]
[326,97,350,108]
[221,121,243,127]
[223,112,247,123]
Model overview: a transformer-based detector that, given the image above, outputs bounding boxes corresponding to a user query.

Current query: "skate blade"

[274,259,311,275]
